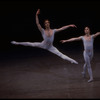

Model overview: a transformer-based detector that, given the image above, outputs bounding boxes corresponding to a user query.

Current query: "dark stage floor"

[0,47,100,99]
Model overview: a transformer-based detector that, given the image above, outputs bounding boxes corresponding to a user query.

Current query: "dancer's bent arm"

[55,24,77,33]
[36,9,43,32]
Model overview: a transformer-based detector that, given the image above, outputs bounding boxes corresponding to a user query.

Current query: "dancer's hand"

[68,24,77,28]
[36,9,40,15]
[60,40,66,43]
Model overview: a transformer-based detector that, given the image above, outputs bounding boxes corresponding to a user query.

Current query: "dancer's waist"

[43,40,53,45]
[84,49,93,53]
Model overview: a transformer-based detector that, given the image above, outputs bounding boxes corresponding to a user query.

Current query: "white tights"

[11,41,78,64]
[82,50,93,82]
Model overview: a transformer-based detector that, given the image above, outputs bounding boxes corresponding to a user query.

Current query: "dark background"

[0,1,100,98]
[0,0,100,54]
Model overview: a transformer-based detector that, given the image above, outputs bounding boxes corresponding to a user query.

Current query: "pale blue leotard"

[81,35,94,82]
[81,35,94,60]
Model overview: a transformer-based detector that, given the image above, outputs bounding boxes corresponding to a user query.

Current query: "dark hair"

[44,19,50,24]
[84,26,90,30]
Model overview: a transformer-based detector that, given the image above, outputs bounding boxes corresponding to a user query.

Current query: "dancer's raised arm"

[55,24,77,33]
[36,9,43,32]
[60,36,82,43]
[92,32,100,38]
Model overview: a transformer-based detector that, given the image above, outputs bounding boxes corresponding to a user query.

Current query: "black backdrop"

[0,0,100,52]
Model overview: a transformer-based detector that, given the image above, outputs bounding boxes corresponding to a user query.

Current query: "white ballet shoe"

[71,60,78,64]
[11,41,18,45]
[88,78,93,83]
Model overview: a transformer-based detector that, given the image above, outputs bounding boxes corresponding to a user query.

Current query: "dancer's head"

[84,26,91,35]
[44,19,50,29]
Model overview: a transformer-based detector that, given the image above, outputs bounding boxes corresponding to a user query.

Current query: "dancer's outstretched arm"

[55,24,77,33]
[60,36,82,43]
[36,9,43,32]
[92,32,100,38]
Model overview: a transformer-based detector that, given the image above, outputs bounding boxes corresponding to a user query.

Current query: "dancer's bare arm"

[92,32,100,38]
[36,9,43,32]
[60,36,82,43]
[55,24,77,33]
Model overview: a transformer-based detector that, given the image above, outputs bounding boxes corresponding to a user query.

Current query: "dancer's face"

[84,27,90,35]
[44,20,50,29]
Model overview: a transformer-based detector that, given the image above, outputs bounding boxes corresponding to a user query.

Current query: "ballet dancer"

[60,26,100,82]
[11,9,78,64]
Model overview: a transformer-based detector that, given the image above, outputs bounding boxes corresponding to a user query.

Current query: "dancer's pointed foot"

[11,41,18,45]
[88,78,93,83]
[71,60,78,64]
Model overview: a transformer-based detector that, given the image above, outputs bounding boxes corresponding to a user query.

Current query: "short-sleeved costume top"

[41,29,56,49]
[81,35,94,52]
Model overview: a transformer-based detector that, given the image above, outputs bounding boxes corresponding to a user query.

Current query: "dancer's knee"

[87,63,91,68]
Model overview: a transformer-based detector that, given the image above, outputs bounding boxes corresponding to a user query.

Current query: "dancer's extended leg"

[48,46,78,64]
[11,41,43,48]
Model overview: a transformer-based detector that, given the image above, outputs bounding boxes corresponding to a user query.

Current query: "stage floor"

[0,48,100,99]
